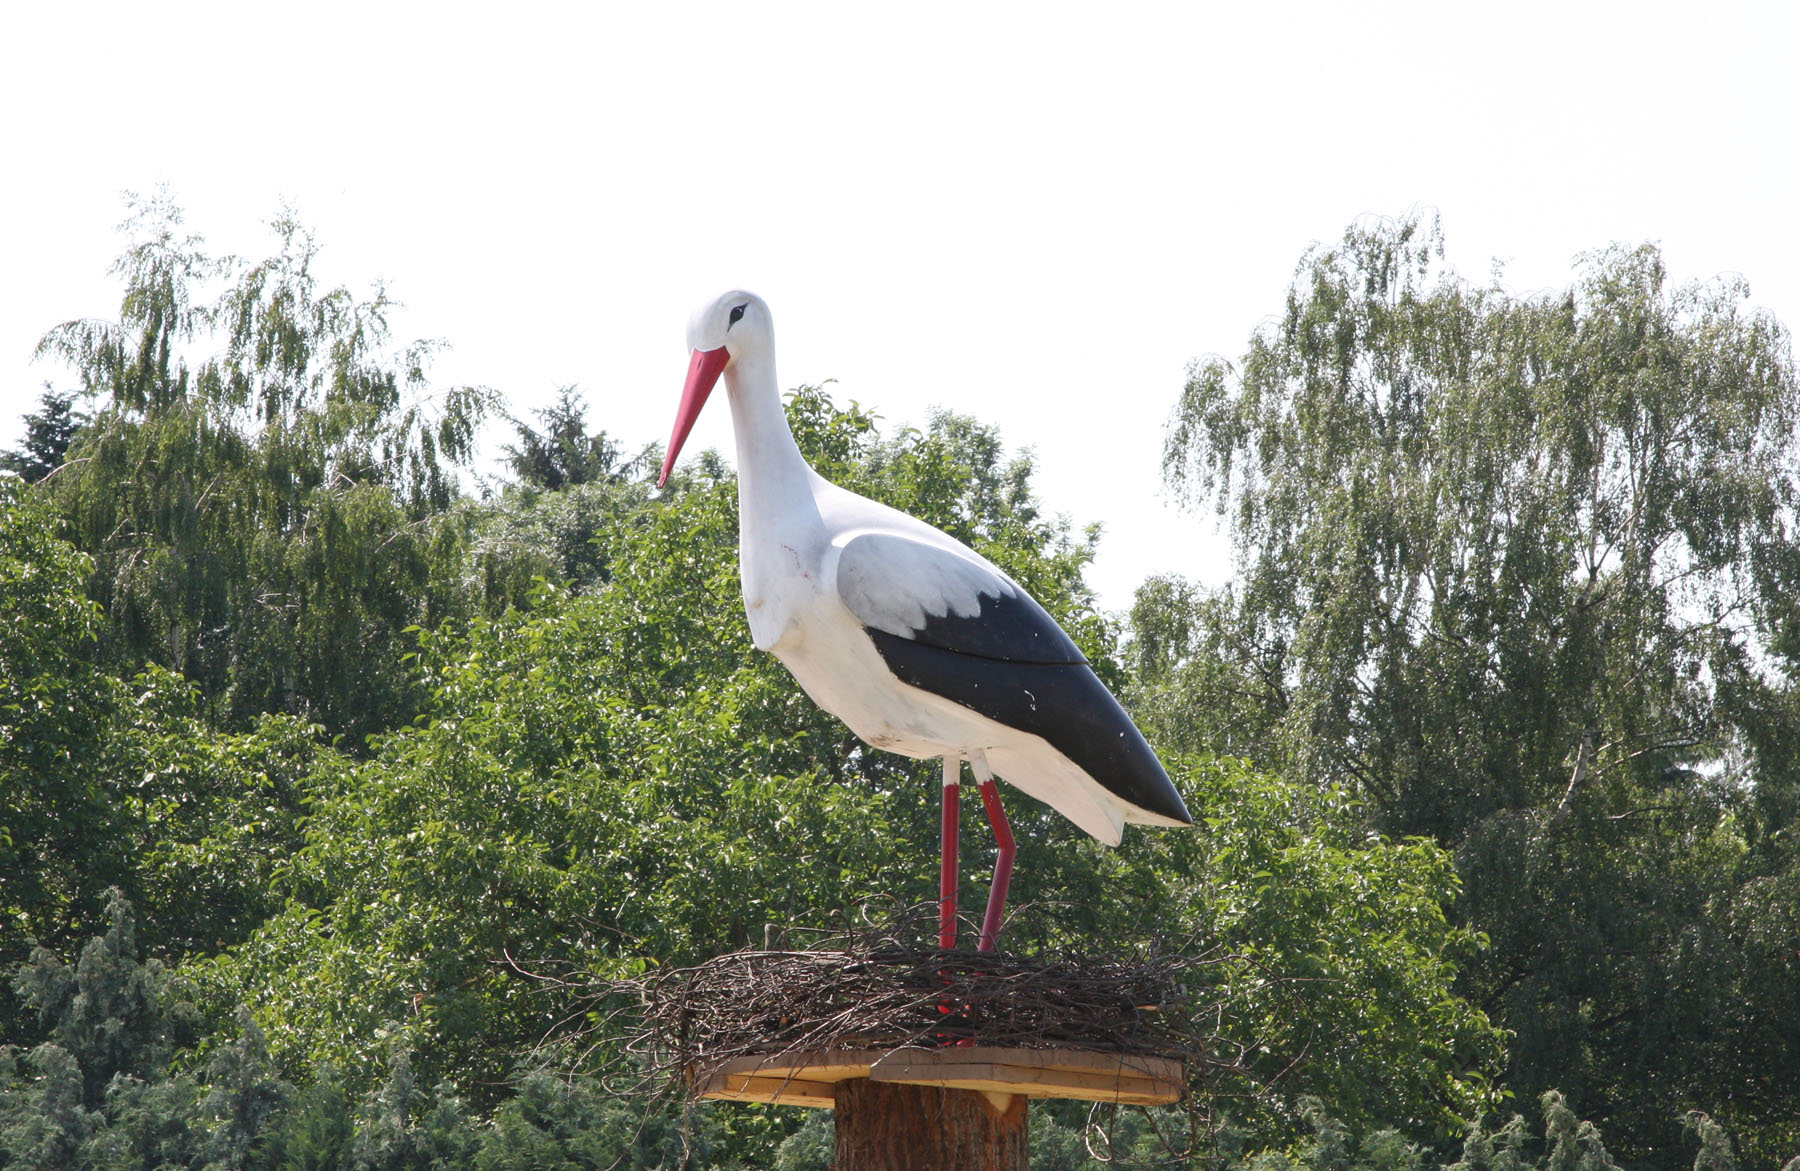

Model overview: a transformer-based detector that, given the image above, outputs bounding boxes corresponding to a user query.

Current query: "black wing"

[866,630,1191,825]
[837,532,1189,825]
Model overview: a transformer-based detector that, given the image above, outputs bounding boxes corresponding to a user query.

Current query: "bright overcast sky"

[3,2,1796,612]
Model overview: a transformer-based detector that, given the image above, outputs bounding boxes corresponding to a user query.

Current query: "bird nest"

[608,907,1256,1099]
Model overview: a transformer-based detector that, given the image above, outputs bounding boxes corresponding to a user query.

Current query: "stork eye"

[729,304,747,327]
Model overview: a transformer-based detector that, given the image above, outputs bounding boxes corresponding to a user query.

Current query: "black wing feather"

[866,624,1191,825]
[905,584,1087,665]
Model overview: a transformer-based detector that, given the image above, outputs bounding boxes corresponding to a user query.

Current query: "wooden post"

[695,1046,1180,1170]
[834,1080,1027,1170]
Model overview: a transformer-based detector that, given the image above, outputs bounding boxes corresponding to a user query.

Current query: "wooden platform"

[693,1046,1184,1109]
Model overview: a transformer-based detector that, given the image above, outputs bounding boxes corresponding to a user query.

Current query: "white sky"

[3,1,1796,613]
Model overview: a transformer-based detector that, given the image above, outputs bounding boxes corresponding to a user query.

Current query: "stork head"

[659,290,770,487]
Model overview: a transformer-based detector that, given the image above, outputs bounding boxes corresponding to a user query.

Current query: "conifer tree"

[1,387,86,483]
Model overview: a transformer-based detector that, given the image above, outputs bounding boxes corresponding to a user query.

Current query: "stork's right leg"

[971,751,1015,954]
[939,756,960,950]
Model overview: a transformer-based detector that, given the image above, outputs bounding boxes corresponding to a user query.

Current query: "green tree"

[33,191,492,741]
[1,453,343,1059]
[1,891,212,1171]
[470,385,662,606]
[11,889,181,1108]
[115,692,324,960]
[196,1009,289,1170]
[1127,756,1501,1142]
[0,1043,102,1169]
[0,479,133,1032]
[1,480,312,1039]
[1,387,87,483]
[501,385,634,490]
[1150,213,1800,1165]
[249,1074,355,1171]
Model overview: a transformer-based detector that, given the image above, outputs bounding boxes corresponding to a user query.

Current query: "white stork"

[657,290,1191,952]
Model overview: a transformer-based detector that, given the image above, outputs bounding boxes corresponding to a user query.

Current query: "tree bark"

[834,1080,1027,1170]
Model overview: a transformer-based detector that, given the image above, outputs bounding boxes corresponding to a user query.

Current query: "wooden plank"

[931,1047,1185,1082]
[869,1062,1166,1105]
[693,1047,1185,1108]
[698,1052,876,1082]
[879,1063,1175,1106]
[697,1071,838,1108]
[869,1048,1182,1106]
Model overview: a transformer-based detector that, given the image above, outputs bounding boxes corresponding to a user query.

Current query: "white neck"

[723,345,817,534]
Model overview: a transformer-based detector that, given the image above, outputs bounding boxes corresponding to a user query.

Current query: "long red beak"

[658,345,731,488]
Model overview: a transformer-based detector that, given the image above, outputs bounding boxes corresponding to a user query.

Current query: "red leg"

[939,756,960,950]
[972,754,1014,953]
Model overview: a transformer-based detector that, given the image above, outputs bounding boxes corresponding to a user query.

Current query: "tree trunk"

[834,1080,1027,1170]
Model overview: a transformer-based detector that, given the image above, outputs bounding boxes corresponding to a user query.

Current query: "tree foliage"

[0,480,134,1030]
[0,388,87,483]
[33,192,492,741]
[0,477,331,1044]
[501,385,635,491]
[1149,213,1800,1165]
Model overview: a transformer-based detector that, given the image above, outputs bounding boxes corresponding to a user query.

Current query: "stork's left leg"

[970,751,1015,953]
